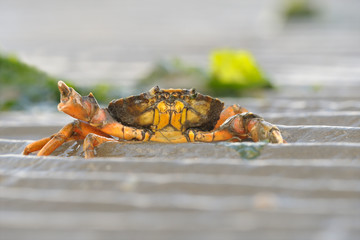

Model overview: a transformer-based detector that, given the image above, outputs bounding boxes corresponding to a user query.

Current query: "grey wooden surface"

[1,0,360,240]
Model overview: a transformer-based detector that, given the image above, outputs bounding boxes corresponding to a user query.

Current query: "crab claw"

[248,119,285,143]
[57,81,99,122]
[58,81,71,100]
[269,127,285,143]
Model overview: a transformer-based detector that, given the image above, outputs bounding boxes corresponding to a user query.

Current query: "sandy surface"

[1,0,360,240]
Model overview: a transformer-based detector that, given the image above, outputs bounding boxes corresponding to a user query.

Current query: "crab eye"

[190,93,197,99]
[149,86,160,96]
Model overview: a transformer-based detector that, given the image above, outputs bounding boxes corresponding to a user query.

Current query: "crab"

[23,81,285,158]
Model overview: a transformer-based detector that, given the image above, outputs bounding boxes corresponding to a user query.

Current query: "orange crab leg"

[36,122,75,156]
[191,112,284,143]
[214,104,248,129]
[23,120,113,156]
[83,133,118,158]
[189,115,248,142]
[23,134,89,155]
[73,121,112,138]
[99,122,151,141]
[23,137,52,155]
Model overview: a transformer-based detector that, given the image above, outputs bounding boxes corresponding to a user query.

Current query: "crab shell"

[107,86,224,132]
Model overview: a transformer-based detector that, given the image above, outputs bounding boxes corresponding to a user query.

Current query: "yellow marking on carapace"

[174,101,184,112]
[160,89,185,93]
[188,100,210,116]
[157,102,171,130]
[153,108,160,126]
[157,114,170,130]
[170,101,185,131]
[186,109,201,124]
[138,110,154,126]
[150,129,188,143]
[157,101,168,112]
[170,112,182,130]
[181,108,187,126]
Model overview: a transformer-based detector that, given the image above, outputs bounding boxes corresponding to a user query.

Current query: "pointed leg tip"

[84,151,95,158]
[58,80,66,87]
[58,80,66,89]
[58,81,71,96]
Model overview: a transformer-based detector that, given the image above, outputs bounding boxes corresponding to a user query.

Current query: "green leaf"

[209,49,272,90]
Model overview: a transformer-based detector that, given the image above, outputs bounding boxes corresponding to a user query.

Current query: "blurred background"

[1,0,359,108]
[1,1,360,240]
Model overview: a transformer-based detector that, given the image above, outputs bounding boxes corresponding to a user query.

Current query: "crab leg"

[56,81,151,142]
[97,122,150,141]
[83,133,118,158]
[190,112,284,143]
[23,137,52,155]
[214,104,248,129]
[23,120,112,156]
[36,123,77,156]
[23,135,85,156]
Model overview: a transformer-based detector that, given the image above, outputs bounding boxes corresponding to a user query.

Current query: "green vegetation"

[137,58,208,92]
[282,0,318,20]
[0,53,114,111]
[0,49,274,111]
[208,50,272,96]
[138,50,273,96]
[0,53,60,110]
